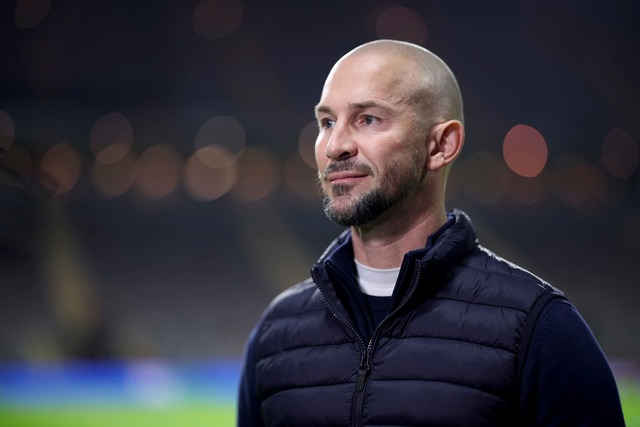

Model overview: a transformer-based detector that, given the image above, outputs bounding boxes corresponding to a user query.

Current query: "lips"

[326,171,368,184]
[322,161,373,185]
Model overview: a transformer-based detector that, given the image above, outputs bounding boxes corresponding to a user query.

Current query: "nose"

[324,122,357,161]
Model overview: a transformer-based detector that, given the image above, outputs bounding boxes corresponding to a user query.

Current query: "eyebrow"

[314,101,388,117]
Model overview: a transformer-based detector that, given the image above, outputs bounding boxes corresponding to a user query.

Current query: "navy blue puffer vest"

[253,210,563,426]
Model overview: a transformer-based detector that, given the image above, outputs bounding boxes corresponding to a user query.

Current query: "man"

[237,40,625,426]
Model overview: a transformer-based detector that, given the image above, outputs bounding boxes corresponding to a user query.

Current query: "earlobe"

[427,120,464,170]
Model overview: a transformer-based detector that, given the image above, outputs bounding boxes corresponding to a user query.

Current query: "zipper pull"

[356,366,369,392]
[357,338,375,392]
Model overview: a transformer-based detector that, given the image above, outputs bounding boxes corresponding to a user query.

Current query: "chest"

[255,299,521,426]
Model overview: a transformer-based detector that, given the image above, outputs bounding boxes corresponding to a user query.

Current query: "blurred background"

[1,0,639,425]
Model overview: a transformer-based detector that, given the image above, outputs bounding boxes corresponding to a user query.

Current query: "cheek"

[314,141,327,167]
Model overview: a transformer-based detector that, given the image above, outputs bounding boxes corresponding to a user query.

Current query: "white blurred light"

[126,362,184,407]
[90,113,133,165]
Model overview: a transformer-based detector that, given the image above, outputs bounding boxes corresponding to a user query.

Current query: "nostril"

[336,151,353,161]
[326,148,353,161]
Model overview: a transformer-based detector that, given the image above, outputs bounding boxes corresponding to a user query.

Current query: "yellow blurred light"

[90,153,137,199]
[192,0,243,40]
[373,6,428,45]
[39,143,82,197]
[14,0,51,29]
[503,124,548,178]
[195,144,236,168]
[182,151,238,201]
[298,121,318,169]
[0,110,15,155]
[89,113,133,165]
[601,128,638,180]
[230,146,279,202]
[95,142,132,166]
[133,144,182,201]
[283,150,318,200]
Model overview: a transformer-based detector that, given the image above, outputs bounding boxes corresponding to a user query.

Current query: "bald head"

[325,39,464,126]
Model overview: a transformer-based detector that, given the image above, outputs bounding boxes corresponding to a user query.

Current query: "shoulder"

[444,244,564,312]
[261,278,324,321]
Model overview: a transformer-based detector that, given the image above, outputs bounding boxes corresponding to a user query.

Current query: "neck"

[351,202,447,269]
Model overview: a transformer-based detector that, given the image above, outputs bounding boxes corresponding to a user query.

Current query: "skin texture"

[314,40,465,269]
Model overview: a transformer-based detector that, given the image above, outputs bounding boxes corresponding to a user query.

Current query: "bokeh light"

[133,144,182,201]
[183,150,238,201]
[460,150,509,205]
[89,113,134,165]
[195,115,245,167]
[230,146,279,202]
[0,111,15,155]
[298,121,318,169]
[552,154,607,208]
[192,0,243,40]
[14,0,51,29]
[284,150,318,200]
[601,128,638,180]
[39,143,83,197]
[503,124,548,178]
[90,153,137,199]
[373,6,428,45]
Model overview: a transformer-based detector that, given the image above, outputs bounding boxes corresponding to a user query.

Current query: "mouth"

[322,161,373,187]
[326,171,368,185]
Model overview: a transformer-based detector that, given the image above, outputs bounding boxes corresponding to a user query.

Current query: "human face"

[314,54,428,227]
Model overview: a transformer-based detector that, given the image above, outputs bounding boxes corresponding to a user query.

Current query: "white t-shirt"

[354,258,400,297]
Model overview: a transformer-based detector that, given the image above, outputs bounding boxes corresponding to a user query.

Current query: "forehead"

[318,53,420,109]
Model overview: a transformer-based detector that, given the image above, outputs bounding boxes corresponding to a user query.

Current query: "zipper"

[312,261,425,426]
[351,260,424,427]
[312,267,368,426]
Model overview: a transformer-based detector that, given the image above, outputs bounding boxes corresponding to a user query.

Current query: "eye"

[363,115,377,125]
[320,118,335,129]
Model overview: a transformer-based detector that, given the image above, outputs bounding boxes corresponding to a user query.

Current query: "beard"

[319,151,424,227]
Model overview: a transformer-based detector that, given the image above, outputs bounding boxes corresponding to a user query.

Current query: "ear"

[426,120,465,171]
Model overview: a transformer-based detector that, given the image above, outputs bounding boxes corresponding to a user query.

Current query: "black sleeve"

[518,299,626,426]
